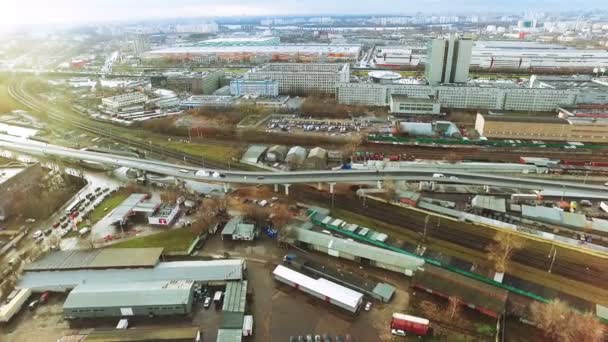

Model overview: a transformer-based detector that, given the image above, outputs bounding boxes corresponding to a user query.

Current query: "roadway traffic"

[1,135,608,198]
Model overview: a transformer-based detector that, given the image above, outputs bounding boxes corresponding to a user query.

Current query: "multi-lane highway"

[1,136,608,198]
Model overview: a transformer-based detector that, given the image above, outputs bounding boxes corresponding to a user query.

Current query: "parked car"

[365,301,372,311]
[32,230,43,239]
[52,222,60,228]
[44,229,52,236]
[60,229,70,238]
[39,292,50,304]
[203,297,211,309]
[28,300,39,310]
[25,218,36,223]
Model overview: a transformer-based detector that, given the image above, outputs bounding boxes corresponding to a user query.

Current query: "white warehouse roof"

[272,265,363,310]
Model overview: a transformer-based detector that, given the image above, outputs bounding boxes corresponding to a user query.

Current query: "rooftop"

[222,281,248,313]
[19,260,245,291]
[147,44,361,55]
[108,193,149,224]
[24,248,163,271]
[63,280,194,310]
[481,114,569,124]
[83,326,200,341]
[240,145,268,164]
[412,265,508,315]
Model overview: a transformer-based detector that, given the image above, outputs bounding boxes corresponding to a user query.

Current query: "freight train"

[519,157,608,175]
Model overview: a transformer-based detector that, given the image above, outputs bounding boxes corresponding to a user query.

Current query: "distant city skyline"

[2,0,608,30]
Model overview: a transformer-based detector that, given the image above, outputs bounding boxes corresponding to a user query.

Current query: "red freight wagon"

[391,313,430,336]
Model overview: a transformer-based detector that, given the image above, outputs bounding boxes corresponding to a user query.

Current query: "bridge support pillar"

[329,183,336,194]
[377,180,383,189]
[284,184,291,195]
[274,184,279,192]
[317,182,323,191]
[223,183,229,193]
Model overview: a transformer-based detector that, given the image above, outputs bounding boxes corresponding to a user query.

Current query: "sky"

[1,0,607,30]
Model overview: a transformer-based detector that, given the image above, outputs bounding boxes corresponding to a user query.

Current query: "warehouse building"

[273,265,364,313]
[471,196,506,213]
[245,63,349,95]
[63,280,195,319]
[143,44,361,64]
[230,79,279,97]
[101,92,148,112]
[240,145,268,164]
[474,113,608,143]
[24,248,163,272]
[305,147,328,169]
[285,146,307,167]
[289,224,424,275]
[19,259,246,292]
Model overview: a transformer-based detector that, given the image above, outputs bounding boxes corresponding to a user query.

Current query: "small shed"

[222,217,255,241]
[471,196,506,213]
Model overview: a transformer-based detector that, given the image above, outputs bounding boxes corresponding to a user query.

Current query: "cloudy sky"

[1,0,606,29]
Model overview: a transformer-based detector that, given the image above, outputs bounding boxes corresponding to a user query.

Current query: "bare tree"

[383,178,397,202]
[342,133,365,162]
[446,296,462,319]
[243,204,270,228]
[270,205,291,242]
[191,208,218,235]
[444,152,461,164]
[485,231,525,273]
[530,300,605,342]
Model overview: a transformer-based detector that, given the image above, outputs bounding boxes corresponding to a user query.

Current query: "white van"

[432,173,445,178]
[78,227,90,237]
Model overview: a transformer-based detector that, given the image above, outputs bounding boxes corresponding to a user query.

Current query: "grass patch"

[78,190,130,228]
[111,228,197,252]
[0,79,24,113]
[163,140,241,165]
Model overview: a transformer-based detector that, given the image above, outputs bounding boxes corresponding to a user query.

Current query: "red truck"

[391,313,430,336]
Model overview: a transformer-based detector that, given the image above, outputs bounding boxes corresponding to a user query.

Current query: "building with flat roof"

[63,280,194,319]
[151,70,224,95]
[24,248,163,271]
[197,36,280,46]
[148,203,180,226]
[222,217,255,241]
[82,326,200,341]
[143,44,361,64]
[101,93,148,112]
[19,259,246,292]
[390,94,441,115]
[245,63,349,95]
[475,113,608,143]
[179,95,234,109]
[230,79,279,97]
[273,265,364,313]
[425,35,473,85]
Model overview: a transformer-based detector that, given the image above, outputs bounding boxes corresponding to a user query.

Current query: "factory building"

[245,63,349,95]
[63,280,195,319]
[143,44,361,64]
[373,41,608,70]
[151,70,225,95]
[266,145,288,162]
[101,93,148,112]
[475,113,608,143]
[425,35,473,85]
[230,79,279,97]
[305,147,328,169]
[336,81,578,112]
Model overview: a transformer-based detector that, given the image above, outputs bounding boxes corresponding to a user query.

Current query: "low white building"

[230,79,279,97]
[102,93,148,111]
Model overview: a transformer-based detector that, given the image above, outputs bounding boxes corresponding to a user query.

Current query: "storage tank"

[398,122,433,137]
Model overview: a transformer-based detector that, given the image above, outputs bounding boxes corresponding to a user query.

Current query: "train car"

[391,313,430,336]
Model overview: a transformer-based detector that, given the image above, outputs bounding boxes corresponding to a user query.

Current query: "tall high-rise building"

[425,35,473,85]
[133,34,150,55]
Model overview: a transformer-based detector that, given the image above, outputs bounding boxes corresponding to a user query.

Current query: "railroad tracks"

[8,78,225,169]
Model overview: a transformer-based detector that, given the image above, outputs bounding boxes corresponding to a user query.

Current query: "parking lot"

[263,116,384,136]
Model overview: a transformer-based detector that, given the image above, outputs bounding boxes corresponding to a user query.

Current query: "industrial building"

[244,63,350,95]
[222,217,255,241]
[229,79,279,97]
[19,259,247,292]
[425,35,473,85]
[272,265,364,313]
[101,93,148,112]
[63,280,195,319]
[471,196,507,213]
[240,145,268,164]
[373,41,608,70]
[179,95,234,109]
[148,203,180,226]
[151,70,224,95]
[285,146,307,167]
[143,44,361,64]
[24,248,163,271]
[195,37,279,46]
[336,81,579,112]
[474,113,608,143]
[389,94,441,115]
[305,147,328,169]
[530,75,608,105]
[289,222,425,275]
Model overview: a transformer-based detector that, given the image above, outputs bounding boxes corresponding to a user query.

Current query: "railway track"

[8,78,226,169]
[291,185,608,291]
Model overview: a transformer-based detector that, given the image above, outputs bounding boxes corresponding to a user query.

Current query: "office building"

[245,63,349,95]
[474,113,608,143]
[151,70,224,95]
[230,79,279,97]
[389,94,441,115]
[179,95,234,109]
[425,35,473,85]
[133,34,150,55]
[196,37,280,46]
